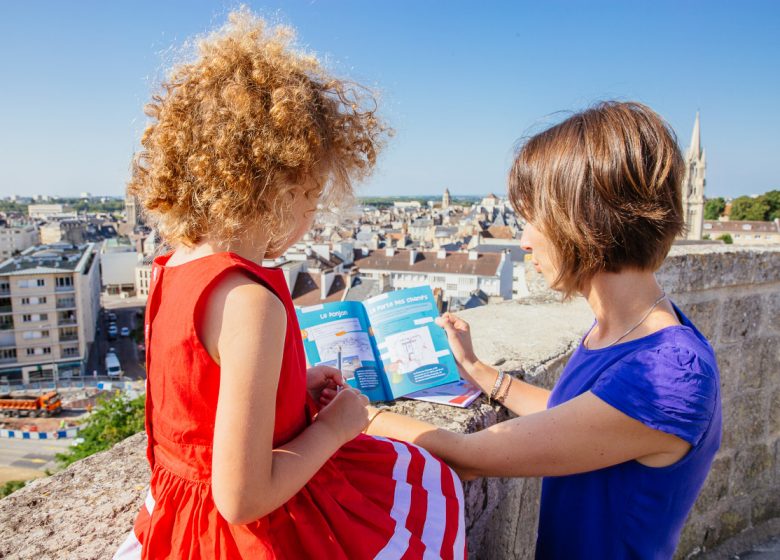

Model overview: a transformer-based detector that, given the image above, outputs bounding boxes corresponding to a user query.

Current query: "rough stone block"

[703,503,751,549]
[750,490,780,525]
[721,393,767,449]
[712,343,742,395]
[679,299,720,342]
[694,455,732,515]
[771,388,780,437]
[0,433,149,560]
[733,337,780,391]
[730,444,774,496]
[475,477,541,560]
[775,437,780,484]
[674,517,708,560]
[718,295,763,344]
[764,293,780,334]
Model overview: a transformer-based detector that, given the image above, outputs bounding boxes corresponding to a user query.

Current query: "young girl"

[114,11,464,559]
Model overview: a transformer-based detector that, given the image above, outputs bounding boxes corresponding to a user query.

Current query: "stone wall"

[0,245,777,559]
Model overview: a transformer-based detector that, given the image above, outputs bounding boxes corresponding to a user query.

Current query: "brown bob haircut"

[129,9,387,254]
[509,101,685,297]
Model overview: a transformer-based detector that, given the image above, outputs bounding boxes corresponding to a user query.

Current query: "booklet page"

[296,301,389,402]
[363,286,460,399]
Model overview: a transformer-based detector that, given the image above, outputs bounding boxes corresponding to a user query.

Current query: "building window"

[22,314,31,322]
[0,348,16,360]
[26,347,35,356]
[0,282,9,292]
[40,313,48,321]
[56,277,73,287]
[21,297,29,305]
[36,279,44,287]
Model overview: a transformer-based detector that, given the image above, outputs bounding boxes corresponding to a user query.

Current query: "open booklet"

[296,286,481,407]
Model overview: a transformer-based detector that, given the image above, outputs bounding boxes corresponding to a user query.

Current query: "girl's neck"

[581,269,678,349]
[170,230,270,267]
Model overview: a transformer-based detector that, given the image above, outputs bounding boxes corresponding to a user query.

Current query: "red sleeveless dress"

[114,252,465,559]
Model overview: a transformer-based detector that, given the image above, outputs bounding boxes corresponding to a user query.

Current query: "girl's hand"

[315,387,370,445]
[306,365,345,409]
[435,313,480,375]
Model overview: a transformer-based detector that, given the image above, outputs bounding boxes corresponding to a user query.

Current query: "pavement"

[0,436,72,483]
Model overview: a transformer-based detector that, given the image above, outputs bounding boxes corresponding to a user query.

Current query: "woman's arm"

[435,313,550,416]
[206,272,368,525]
[367,391,690,478]
[461,360,551,417]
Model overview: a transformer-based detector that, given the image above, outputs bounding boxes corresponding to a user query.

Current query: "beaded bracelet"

[496,374,513,404]
[489,370,506,404]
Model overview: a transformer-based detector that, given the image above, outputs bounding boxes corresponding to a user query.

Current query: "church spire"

[688,111,701,160]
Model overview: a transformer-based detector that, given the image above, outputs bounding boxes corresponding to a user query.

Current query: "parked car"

[105,353,123,377]
[107,312,118,322]
[107,324,118,340]
[120,327,130,337]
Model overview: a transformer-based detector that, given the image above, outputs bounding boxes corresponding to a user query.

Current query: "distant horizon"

[2,190,776,203]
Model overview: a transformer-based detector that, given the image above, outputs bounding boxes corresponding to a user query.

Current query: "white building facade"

[0,223,39,260]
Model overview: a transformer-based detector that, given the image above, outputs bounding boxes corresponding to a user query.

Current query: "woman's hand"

[306,365,345,409]
[435,313,480,376]
[316,388,370,445]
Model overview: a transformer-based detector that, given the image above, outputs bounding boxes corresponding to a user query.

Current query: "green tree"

[729,196,770,221]
[703,197,726,220]
[0,480,27,499]
[763,189,780,220]
[716,234,733,244]
[56,392,145,468]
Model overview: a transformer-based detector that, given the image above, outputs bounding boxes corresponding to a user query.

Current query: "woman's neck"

[581,269,678,349]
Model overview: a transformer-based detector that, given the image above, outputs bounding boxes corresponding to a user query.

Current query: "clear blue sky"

[0,1,777,199]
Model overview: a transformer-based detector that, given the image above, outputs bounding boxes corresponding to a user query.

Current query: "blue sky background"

[0,1,777,199]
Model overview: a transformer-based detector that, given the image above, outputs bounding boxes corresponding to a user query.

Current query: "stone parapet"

[0,245,778,559]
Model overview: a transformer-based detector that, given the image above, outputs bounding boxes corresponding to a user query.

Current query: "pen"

[336,346,342,392]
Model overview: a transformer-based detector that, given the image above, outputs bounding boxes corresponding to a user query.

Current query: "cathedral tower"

[681,112,706,240]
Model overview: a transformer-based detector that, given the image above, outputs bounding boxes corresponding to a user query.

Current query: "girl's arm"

[206,272,369,525]
[366,391,690,478]
[435,313,550,416]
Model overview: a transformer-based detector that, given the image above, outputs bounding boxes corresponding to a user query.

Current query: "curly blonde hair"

[129,9,387,252]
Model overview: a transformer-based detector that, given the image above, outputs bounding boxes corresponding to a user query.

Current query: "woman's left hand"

[306,365,345,409]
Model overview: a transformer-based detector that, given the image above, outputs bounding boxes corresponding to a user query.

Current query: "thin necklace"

[589,291,667,349]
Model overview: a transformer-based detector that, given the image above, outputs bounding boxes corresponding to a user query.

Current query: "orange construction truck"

[0,391,62,417]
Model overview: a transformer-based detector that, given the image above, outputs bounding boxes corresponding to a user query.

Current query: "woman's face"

[519,222,559,287]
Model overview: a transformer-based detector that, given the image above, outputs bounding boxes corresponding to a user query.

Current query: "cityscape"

[0,2,778,559]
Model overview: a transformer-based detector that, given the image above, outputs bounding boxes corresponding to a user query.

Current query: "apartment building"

[704,219,780,245]
[0,222,39,259]
[355,248,513,303]
[0,242,101,383]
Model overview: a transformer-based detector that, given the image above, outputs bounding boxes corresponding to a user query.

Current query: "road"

[86,295,146,380]
[0,437,72,482]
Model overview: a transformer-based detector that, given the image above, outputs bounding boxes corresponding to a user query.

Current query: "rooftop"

[0,243,95,276]
[355,249,503,276]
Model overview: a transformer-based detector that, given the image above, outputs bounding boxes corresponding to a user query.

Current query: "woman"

[367,101,722,559]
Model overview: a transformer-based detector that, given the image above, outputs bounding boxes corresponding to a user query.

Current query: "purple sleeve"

[591,345,718,446]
